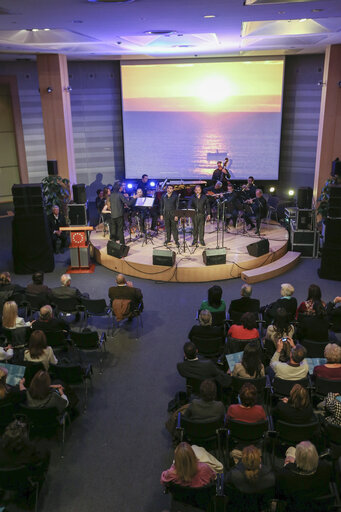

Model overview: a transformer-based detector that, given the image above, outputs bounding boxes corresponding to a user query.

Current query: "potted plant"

[41,175,71,215]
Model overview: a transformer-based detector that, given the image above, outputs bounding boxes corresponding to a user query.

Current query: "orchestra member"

[136,174,149,196]
[211,159,230,188]
[189,185,211,246]
[132,188,147,234]
[47,205,68,254]
[243,189,268,235]
[242,176,257,200]
[224,183,241,229]
[109,181,136,244]
[160,184,179,246]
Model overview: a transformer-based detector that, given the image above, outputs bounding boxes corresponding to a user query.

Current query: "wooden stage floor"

[90,220,289,283]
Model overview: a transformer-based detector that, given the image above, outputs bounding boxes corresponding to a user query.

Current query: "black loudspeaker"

[246,238,269,257]
[202,248,227,266]
[152,249,176,267]
[297,211,313,230]
[47,160,58,176]
[12,184,44,217]
[72,184,87,204]
[318,246,341,280]
[12,215,54,274]
[107,240,130,259]
[297,187,313,209]
[324,218,341,247]
[327,185,341,217]
[68,204,87,226]
[12,184,43,198]
[331,158,341,177]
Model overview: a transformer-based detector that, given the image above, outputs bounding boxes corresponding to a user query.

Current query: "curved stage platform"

[90,220,289,283]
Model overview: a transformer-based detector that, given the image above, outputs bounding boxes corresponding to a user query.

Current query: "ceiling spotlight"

[269,186,275,193]
[299,18,307,22]
[64,86,72,92]
[144,30,177,36]
[288,189,295,197]
[43,28,51,31]
[204,15,216,18]
[32,28,39,32]
[46,87,53,94]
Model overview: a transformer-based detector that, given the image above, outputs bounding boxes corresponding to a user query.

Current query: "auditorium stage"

[90,220,289,283]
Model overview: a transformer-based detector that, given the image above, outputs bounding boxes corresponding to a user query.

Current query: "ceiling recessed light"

[299,18,307,22]
[43,28,51,31]
[144,30,177,36]
[204,15,216,18]
[32,28,39,32]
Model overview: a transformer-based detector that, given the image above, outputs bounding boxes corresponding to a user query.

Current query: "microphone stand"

[221,200,226,249]
[216,199,221,249]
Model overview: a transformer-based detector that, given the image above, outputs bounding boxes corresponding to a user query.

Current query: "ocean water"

[123,111,282,180]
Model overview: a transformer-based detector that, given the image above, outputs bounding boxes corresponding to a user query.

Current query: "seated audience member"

[161,442,216,488]
[323,392,341,426]
[108,274,143,317]
[0,367,25,405]
[228,284,260,318]
[296,300,330,343]
[177,342,231,388]
[232,342,265,379]
[200,285,226,313]
[32,305,69,333]
[265,307,295,347]
[47,204,68,254]
[0,344,13,362]
[296,284,326,318]
[276,441,331,509]
[225,445,275,498]
[264,283,297,323]
[188,310,224,341]
[272,384,315,424]
[24,330,58,371]
[51,274,84,301]
[326,296,341,340]
[0,272,24,308]
[26,370,68,414]
[2,300,32,329]
[184,379,225,422]
[26,271,51,298]
[227,383,267,423]
[313,343,341,380]
[228,312,259,340]
[270,338,308,381]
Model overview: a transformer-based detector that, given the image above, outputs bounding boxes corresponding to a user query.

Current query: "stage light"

[269,186,275,193]
[127,183,133,189]
[150,181,155,187]
[288,189,295,196]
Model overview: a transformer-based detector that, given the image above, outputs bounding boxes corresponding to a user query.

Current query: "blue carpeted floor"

[1,216,340,512]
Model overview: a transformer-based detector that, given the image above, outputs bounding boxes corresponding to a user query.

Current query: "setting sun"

[195,76,231,103]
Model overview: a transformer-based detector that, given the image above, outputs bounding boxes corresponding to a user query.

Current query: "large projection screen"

[121,59,284,180]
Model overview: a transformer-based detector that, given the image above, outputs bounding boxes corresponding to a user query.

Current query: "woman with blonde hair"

[161,442,216,487]
[313,343,341,380]
[273,384,315,424]
[2,301,31,329]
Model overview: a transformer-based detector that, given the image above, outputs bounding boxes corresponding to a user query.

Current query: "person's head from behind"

[113,181,122,193]
[0,271,11,285]
[29,370,51,400]
[174,442,198,482]
[241,312,257,331]
[289,384,310,409]
[295,441,319,473]
[39,305,53,321]
[324,343,341,364]
[241,284,252,298]
[0,367,8,399]
[183,341,197,360]
[2,420,29,453]
[28,330,47,359]
[199,309,212,327]
[32,271,44,285]
[240,382,257,408]
[307,284,322,302]
[241,342,262,377]
[242,445,261,481]
[2,300,18,328]
[214,181,222,190]
[200,379,217,402]
[291,344,307,364]
[313,300,326,318]
[280,283,294,297]
[273,307,291,334]
[116,274,127,285]
[61,274,71,287]
[208,285,222,308]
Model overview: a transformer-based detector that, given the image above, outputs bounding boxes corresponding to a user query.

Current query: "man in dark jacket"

[32,305,69,333]
[51,274,84,302]
[228,284,260,319]
[108,274,143,312]
[109,181,136,244]
[47,205,68,253]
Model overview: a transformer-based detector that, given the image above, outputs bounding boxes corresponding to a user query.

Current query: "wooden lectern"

[60,226,94,273]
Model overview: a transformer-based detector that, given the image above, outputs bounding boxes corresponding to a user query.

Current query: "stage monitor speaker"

[107,240,130,259]
[318,246,341,281]
[297,211,313,230]
[246,238,269,258]
[68,204,87,226]
[297,187,313,209]
[152,248,176,267]
[12,215,54,274]
[202,248,227,266]
[72,184,87,204]
[47,160,58,176]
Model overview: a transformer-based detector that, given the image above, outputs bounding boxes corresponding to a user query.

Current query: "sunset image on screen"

[121,59,284,179]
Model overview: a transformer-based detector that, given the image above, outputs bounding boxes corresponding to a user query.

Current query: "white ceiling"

[0,0,340,60]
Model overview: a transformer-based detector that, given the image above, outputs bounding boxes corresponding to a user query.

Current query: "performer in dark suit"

[160,184,179,246]
[224,183,242,229]
[109,181,136,244]
[189,185,210,246]
[47,205,68,253]
[108,274,143,311]
[136,174,149,196]
[241,176,257,200]
[243,189,268,235]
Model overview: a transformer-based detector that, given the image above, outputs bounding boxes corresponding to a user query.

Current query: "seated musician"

[136,174,149,196]
[135,178,159,233]
[224,183,241,230]
[211,159,230,189]
[241,176,257,200]
[189,185,210,247]
[243,189,268,236]
[132,188,147,234]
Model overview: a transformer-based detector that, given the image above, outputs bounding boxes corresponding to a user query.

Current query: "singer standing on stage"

[160,184,179,246]
[190,185,211,246]
[109,181,136,244]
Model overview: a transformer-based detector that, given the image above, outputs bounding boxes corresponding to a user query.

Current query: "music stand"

[135,197,155,246]
[174,208,196,255]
